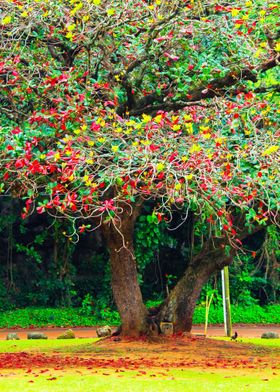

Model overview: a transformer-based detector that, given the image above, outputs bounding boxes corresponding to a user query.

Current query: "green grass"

[213,337,280,347]
[0,368,278,392]
[0,338,99,353]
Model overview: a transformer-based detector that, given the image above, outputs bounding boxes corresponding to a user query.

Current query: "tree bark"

[102,203,147,337]
[159,244,232,332]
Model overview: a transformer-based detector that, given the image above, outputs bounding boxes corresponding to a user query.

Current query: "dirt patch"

[0,336,279,372]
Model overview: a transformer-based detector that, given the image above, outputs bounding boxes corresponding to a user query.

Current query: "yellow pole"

[221,266,232,337]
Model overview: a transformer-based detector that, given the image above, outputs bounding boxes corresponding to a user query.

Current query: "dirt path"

[0,324,279,340]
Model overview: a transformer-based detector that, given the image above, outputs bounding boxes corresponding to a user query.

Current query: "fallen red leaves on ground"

[0,337,279,372]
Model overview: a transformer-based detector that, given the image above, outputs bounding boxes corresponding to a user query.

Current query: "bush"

[193,304,280,325]
[0,304,278,328]
[0,307,120,328]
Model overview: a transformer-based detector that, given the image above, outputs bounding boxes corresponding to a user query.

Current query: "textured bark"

[102,204,147,337]
[159,244,232,332]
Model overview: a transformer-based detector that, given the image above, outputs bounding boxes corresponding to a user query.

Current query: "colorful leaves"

[107,8,115,16]
[189,144,201,154]
[262,146,279,156]
[1,16,12,25]
[0,0,278,241]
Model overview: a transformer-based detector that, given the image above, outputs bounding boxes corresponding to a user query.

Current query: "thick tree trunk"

[102,204,147,337]
[159,245,232,332]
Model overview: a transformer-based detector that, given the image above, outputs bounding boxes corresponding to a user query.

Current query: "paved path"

[0,325,279,340]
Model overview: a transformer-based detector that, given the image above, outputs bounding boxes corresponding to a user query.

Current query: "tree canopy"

[0,0,279,241]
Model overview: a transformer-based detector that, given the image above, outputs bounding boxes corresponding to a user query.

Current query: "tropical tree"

[0,0,279,336]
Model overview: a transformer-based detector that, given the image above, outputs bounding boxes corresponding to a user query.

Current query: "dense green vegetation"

[0,202,279,315]
[0,304,279,328]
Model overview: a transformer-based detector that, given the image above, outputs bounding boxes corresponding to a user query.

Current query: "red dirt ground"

[0,335,279,372]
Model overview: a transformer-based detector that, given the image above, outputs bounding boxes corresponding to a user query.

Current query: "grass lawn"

[0,337,279,391]
[0,367,278,392]
[0,338,99,353]
[213,337,280,347]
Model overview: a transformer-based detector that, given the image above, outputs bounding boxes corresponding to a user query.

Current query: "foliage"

[0,304,279,328]
[135,213,176,277]
[230,254,267,306]
[193,304,280,325]
[0,307,120,328]
[0,201,278,311]
[0,0,279,244]
[80,293,95,316]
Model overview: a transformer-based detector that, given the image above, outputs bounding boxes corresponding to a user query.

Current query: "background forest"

[0,198,279,326]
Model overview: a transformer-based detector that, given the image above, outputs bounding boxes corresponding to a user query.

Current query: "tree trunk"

[159,244,232,332]
[102,204,147,337]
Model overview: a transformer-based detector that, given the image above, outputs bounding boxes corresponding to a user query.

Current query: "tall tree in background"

[0,0,279,336]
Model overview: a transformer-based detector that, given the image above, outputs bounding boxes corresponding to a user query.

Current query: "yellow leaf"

[172,124,181,131]
[175,183,181,190]
[231,9,240,17]
[185,123,193,134]
[126,120,136,126]
[262,145,279,156]
[154,114,162,123]
[107,8,115,16]
[142,114,151,123]
[1,16,12,25]
[189,144,201,154]
[215,137,226,144]
[156,163,165,172]
[66,32,74,40]
[67,24,76,31]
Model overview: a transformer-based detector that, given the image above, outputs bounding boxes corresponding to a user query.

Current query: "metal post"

[221,266,232,337]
